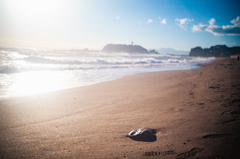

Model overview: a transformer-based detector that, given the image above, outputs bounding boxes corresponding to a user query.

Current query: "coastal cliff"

[189,45,240,57]
[102,44,158,54]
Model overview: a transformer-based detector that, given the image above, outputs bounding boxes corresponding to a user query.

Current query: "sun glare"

[9,71,65,97]
[3,0,67,24]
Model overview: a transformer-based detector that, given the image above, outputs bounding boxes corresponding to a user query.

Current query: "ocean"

[0,48,215,99]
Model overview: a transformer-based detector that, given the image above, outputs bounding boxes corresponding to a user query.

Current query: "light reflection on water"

[0,50,215,99]
[0,65,201,99]
[5,71,66,98]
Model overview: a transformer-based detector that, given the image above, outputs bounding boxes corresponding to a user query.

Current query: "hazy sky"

[0,0,240,50]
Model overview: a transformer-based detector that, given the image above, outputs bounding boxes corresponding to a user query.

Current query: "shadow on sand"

[129,135,157,142]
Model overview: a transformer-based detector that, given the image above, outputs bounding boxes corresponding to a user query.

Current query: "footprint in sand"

[142,150,176,157]
[202,134,230,139]
[231,110,240,114]
[209,86,220,89]
[207,155,225,159]
[222,118,236,124]
[176,147,204,159]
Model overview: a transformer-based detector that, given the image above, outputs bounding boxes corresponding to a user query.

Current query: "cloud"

[159,17,161,19]
[147,19,153,24]
[116,16,120,19]
[175,18,192,30]
[192,23,208,32]
[208,18,215,26]
[161,18,167,24]
[192,16,240,36]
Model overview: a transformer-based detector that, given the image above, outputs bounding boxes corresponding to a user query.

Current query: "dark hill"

[102,44,158,54]
[189,45,240,57]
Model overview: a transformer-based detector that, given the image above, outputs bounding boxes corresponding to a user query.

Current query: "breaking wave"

[0,50,214,74]
[0,48,215,99]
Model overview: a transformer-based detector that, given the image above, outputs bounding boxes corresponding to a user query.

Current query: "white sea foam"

[0,48,215,99]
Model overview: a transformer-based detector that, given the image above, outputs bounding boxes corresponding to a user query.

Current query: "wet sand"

[0,58,240,159]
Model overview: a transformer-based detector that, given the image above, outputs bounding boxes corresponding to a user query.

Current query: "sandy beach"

[0,58,240,159]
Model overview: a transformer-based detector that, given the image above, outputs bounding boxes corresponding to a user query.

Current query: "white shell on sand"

[128,128,153,140]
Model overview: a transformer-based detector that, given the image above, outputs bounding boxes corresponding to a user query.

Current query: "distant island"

[189,45,240,57]
[102,44,158,54]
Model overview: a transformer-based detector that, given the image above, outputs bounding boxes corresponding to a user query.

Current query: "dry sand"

[0,58,240,159]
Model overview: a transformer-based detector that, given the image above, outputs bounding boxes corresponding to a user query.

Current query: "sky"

[0,0,240,51]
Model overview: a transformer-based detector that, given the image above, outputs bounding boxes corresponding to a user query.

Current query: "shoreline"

[0,58,240,158]
[0,59,212,101]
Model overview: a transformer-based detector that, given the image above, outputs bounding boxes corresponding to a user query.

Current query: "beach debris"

[127,127,156,141]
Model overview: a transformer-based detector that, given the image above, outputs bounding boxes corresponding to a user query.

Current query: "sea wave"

[0,66,20,74]
[0,49,216,99]
[23,55,214,65]
[0,50,215,74]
